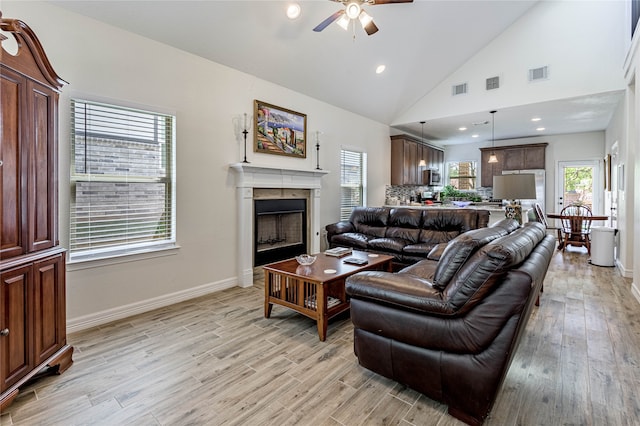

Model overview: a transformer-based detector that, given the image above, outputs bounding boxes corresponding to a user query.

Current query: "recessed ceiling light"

[531,117,541,122]
[458,127,467,131]
[536,127,545,131]
[472,134,479,138]
[286,3,301,19]
[375,65,386,74]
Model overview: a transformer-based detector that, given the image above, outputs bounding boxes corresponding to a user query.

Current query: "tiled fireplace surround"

[230,163,329,287]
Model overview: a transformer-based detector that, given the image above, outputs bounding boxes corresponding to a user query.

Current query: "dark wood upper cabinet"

[479,143,547,187]
[391,135,444,186]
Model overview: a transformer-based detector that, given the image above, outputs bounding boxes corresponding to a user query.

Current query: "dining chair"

[559,204,593,254]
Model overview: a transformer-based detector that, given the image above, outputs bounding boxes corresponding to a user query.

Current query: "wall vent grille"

[486,76,500,90]
[452,83,468,96]
[528,66,549,81]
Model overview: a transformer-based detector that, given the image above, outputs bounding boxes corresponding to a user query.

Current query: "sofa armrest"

[346,271,452,315]
[325,221,354,242]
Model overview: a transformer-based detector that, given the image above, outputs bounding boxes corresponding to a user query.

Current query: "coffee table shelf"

[263,250,393,341]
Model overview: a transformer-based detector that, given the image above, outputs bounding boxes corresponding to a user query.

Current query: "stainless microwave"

[424,169,441,186]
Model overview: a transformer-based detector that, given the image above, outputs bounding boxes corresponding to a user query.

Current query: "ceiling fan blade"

[363,19,379,35]
[371,0,413,4]
[313,10,345,32]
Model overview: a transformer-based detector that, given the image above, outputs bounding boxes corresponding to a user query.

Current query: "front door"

[556,160,602,213]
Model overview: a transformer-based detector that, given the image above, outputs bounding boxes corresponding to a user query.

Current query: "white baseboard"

[615,259,633,278]
[67,277,238,333]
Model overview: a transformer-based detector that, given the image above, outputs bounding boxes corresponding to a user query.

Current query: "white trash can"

[590,226,616,267]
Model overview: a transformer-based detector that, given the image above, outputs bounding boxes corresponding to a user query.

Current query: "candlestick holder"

[242,113,249,163]
[315,131,321,170]
[242,128,249,163]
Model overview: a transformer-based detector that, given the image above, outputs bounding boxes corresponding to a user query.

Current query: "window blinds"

[340,149,367,221]
[69,99,176,260]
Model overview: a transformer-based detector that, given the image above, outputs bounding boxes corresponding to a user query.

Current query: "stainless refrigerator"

[501,169,546,213]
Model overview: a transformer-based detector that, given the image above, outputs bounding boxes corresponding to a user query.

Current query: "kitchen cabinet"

[1,14,73,410]
[391,135,444,186]
[479,143,547,187]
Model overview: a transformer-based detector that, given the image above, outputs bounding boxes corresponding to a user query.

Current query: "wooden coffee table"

[263,250,393,341]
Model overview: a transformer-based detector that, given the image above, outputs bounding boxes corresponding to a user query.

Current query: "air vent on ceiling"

[486,76,500,90]
[528,66,549,82]
[452,83,468,96]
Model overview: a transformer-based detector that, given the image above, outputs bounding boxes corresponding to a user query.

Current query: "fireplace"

[254,198,307,266]
[230,163,329,287]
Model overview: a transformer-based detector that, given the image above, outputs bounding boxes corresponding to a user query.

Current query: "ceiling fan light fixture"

[286,3,301,20]
[345,2,361,19]
[336,14,350,30]
[358,10,373,27]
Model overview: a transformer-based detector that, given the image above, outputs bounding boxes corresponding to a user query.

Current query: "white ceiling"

[49,0,622,145]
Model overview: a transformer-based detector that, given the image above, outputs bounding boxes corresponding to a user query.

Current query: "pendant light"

[418,121,427,167]
[488,110,498,163]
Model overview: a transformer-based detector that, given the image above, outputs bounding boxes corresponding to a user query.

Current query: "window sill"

[66,243,181,271]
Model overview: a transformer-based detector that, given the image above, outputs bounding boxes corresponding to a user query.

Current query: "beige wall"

[2,2,391,329]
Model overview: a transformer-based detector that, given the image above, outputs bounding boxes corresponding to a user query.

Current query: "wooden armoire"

[0,12,73,409]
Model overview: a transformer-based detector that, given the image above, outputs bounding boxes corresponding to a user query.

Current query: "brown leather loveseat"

[325,207,490,267]
[345,221,555,425]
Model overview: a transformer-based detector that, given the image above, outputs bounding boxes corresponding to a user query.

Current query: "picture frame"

[254,100,307,158]
[604,153,611,191]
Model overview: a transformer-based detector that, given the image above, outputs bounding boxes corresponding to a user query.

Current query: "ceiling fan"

[313,0,413,36]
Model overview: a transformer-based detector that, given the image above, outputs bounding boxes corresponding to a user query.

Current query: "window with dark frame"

[69,99,176,261]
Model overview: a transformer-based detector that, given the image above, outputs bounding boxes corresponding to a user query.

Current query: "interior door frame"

[556,160,602,214]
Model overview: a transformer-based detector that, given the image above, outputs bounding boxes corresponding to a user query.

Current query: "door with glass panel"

[556,160,601,213]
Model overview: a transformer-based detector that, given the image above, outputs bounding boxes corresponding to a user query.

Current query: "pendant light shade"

[418,121,427,167]
[488,110,498,163]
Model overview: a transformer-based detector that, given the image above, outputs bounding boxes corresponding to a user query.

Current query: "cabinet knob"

[0,328,8,336]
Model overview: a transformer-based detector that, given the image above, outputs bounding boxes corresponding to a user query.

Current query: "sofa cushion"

[431,225,515,291]
[331,232,371,249]
[369,237,407,254]
[403,242,438,255]
[418,229,460,245]
[351,207,389,238]
[443,222,546,314]
[421,209,478,232]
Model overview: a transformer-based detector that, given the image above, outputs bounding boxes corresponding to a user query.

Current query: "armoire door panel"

[33,255,65,364]
[30,82,57,252]
[0,265,32,393]
[0,69,26,259]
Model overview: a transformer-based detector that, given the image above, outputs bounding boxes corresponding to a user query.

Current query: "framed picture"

[254,100,307,158]
[604,154,611,191]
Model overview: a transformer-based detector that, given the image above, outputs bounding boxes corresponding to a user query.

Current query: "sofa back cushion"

[385,208,422,243]
[431,225,514,290]
[443,222,546,314]
[350,207,390,238]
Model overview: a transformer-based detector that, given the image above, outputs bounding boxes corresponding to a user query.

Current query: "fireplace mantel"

[230,163,329,287]
[230,163,329,189]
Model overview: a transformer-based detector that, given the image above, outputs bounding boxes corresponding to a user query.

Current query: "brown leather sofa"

[345,221,555,425]
[325,207,490,267]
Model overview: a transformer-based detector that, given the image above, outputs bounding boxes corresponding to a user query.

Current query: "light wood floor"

[1,248,638,426]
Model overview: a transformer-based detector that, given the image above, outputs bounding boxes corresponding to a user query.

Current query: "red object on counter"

[425,200,434,205]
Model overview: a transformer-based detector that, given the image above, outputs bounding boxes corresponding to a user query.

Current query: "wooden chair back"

[560,204,593,234]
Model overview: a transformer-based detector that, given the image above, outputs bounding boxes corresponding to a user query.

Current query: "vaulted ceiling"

[48,0,624,145]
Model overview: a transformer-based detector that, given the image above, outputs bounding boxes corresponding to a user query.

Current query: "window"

[447,161,477,190]
[340,149,367,220]
[69,99,176,262]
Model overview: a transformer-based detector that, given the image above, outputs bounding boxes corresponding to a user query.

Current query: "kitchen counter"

[384,204,504,213]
